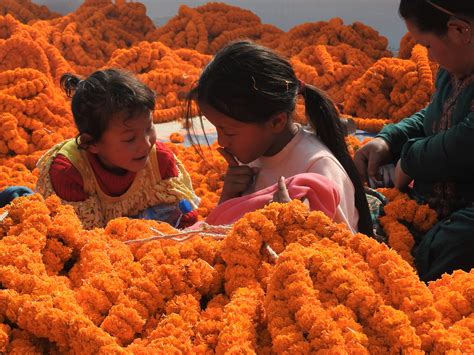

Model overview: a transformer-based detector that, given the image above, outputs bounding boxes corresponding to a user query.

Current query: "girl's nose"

[217,135,228,148]
[141,133,154,151]
[217,130,229,148]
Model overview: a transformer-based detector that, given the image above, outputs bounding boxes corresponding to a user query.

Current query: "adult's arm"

[400,111,474,181]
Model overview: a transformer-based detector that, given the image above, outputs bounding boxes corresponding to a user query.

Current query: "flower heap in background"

[166,142,226,219]
[0,0,60,23]
[31,0,155,76]
[108,41,211,123]
[0,14,75,190]
[343,44,436,131]
[0,0,438,130]
[291,43,375,104]
[146,3,284,54]
[0,196,472,353]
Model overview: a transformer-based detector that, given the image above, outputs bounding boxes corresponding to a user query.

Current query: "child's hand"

[271,176,291,203]
[394,159,412,192]
[218,147,258,203]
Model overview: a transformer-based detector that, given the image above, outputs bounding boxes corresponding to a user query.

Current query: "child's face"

[199,102,279,164]
[88,110,156,173]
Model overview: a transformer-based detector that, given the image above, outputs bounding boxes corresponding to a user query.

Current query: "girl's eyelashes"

[216,127,236,137]
[222,128,237,136]
[123,136,136,143]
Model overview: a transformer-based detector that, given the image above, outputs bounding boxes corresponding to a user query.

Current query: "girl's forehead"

[200,102,248,128]
[109,110,152,129]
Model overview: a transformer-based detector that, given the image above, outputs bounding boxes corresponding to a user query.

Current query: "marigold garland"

[147,3,284,54]
[32,0,155,76]
[0,0,60,24]
[166,142,226,219]
[0,323,9,353]
[276,18,391,60]
[292,44,374,104]
[344,45,435,121]
[378,188,438,266]
[107,40,211,123]
[0,195,472,352]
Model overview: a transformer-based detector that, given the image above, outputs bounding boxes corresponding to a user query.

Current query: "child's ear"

[268,112,289,133]
[80,133,99,153]
[87,144,99,154]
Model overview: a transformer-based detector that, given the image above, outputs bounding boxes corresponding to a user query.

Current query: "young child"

[186,41,373,235]
[37,69,199,229]
[355,0,474,281]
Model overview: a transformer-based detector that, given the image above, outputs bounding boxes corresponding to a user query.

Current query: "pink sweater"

[204,173,340,226]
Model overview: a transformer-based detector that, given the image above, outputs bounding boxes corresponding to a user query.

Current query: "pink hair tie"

[297,79,306,95]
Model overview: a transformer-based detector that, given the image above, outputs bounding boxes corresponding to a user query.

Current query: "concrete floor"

[155,117,218,146]
[156,117,374,147]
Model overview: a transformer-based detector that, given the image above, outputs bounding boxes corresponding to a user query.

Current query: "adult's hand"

[394,159,412,192]
[354,137,393,184]
[218,147,257,203]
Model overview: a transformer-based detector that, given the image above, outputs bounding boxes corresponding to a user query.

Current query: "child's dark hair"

[186,41,373,235]
[60,68,155,148]
[399,0,474,35]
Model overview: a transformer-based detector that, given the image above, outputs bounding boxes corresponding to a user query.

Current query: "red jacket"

[49,141,197,227]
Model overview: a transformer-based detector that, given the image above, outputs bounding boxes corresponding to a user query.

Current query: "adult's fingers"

[353,151,369,183]
[217,147,239,167]
[367,154,382,181]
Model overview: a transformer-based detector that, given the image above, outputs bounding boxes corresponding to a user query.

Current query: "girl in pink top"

[185,41,372,235]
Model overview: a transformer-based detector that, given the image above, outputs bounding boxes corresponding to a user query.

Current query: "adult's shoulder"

[434,68,451,89]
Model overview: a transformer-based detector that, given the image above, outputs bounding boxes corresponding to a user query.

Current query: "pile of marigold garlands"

[1,1,472,352]
[0,195,473,353]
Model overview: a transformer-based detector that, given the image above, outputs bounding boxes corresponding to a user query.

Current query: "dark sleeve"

[376,69,449,159]
[155,141,179,179]
[376,108,427,159]
[49,154,88,201]
[415,207,474,282]
[400,111,474,181]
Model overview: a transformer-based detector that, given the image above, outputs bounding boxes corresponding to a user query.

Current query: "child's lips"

[133,155,147,161]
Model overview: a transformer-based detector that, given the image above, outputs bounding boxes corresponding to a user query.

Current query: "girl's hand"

[394,159,412,192]
[354,137,393,184]
[271,176,291,203]
[218,147,257,203]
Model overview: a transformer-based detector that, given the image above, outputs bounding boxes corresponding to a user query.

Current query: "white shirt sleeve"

[307,156,359,233]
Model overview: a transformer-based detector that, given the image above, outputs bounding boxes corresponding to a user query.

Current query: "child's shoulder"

[49,154,88,201]
[154,141,178,179]
[50,153,81,176]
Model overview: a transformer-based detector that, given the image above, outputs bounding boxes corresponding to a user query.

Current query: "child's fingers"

[217,147,239,167]
[277,176,290,199]
[272,176,291,203]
